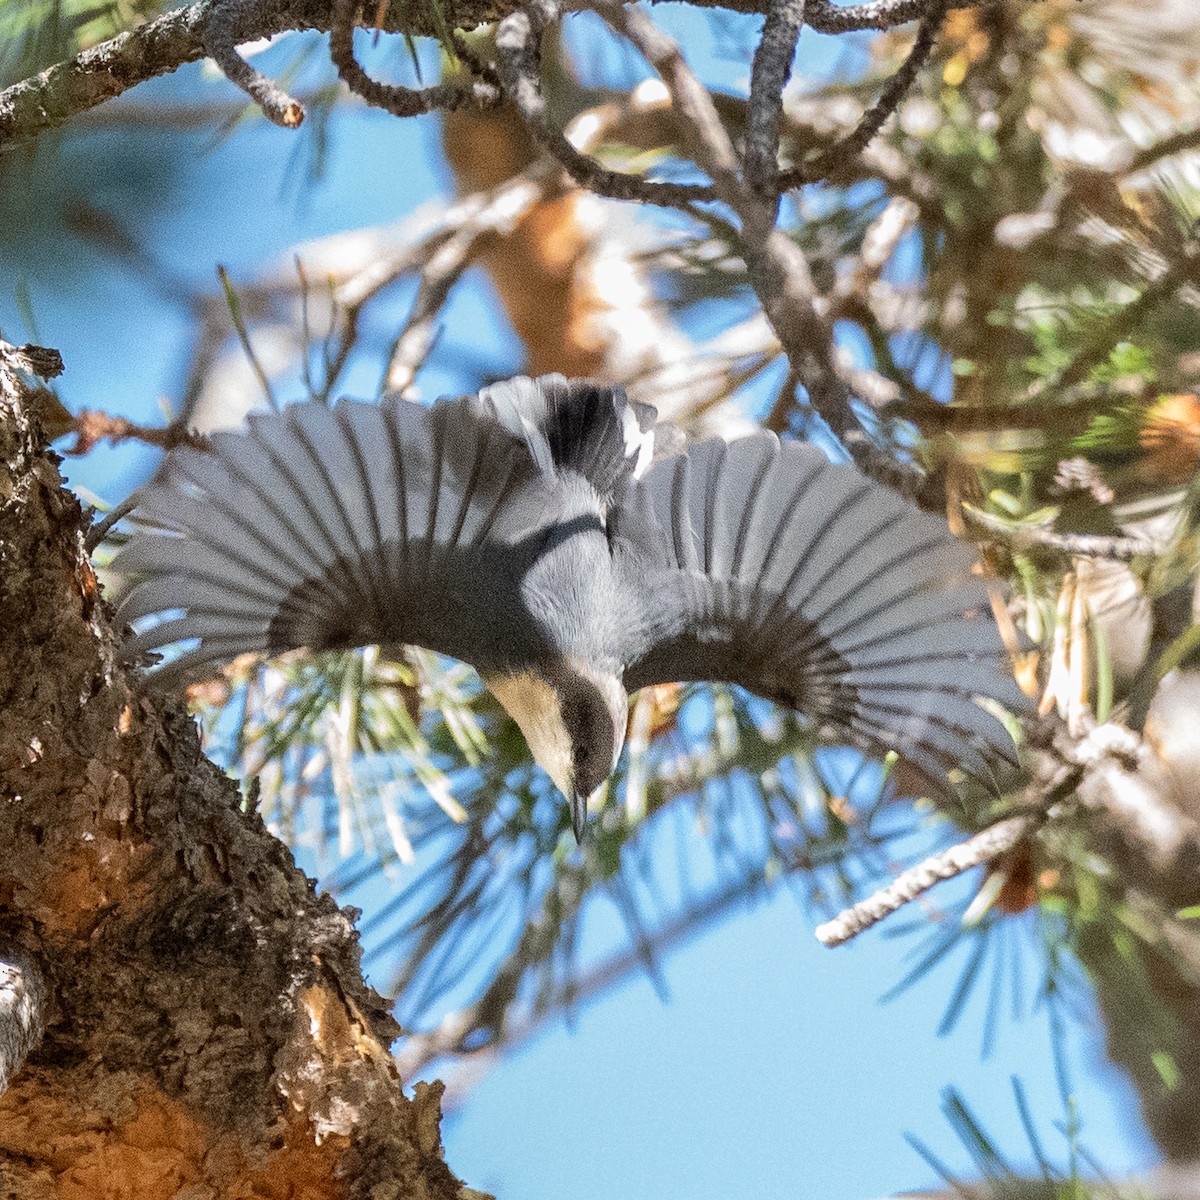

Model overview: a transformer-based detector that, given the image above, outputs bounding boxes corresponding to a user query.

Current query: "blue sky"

[0,10,1162,1196]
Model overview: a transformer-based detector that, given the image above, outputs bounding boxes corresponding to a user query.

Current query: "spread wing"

[609,433,1025,785]
[113,395,565,683]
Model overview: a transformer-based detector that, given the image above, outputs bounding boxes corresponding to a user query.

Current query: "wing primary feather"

[729,438,777,581]
[842,712,960,782]
[854,696,1003,768]
[783,554,978,666]
[829,595,998,662]
[337,402,388,553]
[759,476,874,634]
[465,441,537,548]
[288,408,386,620]
[812,572,990,659]
[174,439,325,581]
[249,423,354,585]
[752,450,832,592]
[780,478,875,598]
[440,411,497,551]
[786,502,910,627]
[700,440,728,577]
[119,568,281,625]
[424,401,446,562]
[164,454,323,586]
[125,611,271,654]
[798,528,958,643]
[129,468,347,618]
[140,636,281,684]
[333,403,391,612]
[720,441,825,590]
[381,397,413,579]
[119,494,300,595]
[669,456,693,570]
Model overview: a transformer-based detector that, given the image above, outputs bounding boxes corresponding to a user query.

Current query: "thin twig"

[0,0,990,152]
[1122,123,1200,178]
[202,0,305,127]
[596,2,744,191]
[779,0,944,188]
[814,813,1044,947]
[217,265,279,411]
[382,229,480,394]
[965,509,1163,564]
[84,495,140,552]
[801,0,982,32]
[596,0,870,453]
[329,0,501,117]
[495,0,714,207]
[67,409,205,456]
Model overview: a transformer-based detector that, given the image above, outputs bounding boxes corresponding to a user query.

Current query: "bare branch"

[0,0,501,151]
[655,0,985,28]
[84,495,140,552]
[799,0,983,32]
[596,1,884,457]
[598,2,743,190]
[201,0,305,126]
[67,408,205,456]
[0,4,207,151]
[0,0,1000,152]
[744,0,807,194]
[1123,123,1200,177]
[964,509,1165,564]
[382,229,479,394]
[814,813,1043,947]
[779,0,944,188]
[496,0,714,207]
[330,0,501,116]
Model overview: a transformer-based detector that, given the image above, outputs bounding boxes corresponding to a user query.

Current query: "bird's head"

[485,661,628,840]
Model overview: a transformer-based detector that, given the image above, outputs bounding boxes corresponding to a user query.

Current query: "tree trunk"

[0,340,472,1199]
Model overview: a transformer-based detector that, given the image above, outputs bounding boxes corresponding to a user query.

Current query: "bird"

[113,375,1024,840]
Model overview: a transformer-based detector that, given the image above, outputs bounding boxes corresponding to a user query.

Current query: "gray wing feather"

[114,395,555,683]
[128,482,314,598]
[186,434,333,581]
[613,432,1023,788]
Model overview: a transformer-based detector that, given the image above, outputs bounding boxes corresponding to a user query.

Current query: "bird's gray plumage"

[114,374,1023,834]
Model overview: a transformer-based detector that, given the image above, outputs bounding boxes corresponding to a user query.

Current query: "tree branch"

[0,0,998,152]
[963,508,1164,563]
[779,0,944,188]
[598,1,871,452]
[495,0,714,207]
[0,0,502,150]
[744,0,806,195]
[814,813,1045,947]
[329,0,501,117]
[202,0,305,125]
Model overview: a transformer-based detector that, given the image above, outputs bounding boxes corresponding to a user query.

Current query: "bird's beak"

[571,788,587,844]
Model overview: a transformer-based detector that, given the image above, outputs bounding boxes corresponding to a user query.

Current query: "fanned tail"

[471,374,659,500]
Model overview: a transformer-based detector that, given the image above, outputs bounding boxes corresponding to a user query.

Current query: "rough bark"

[0,341,470,1198]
